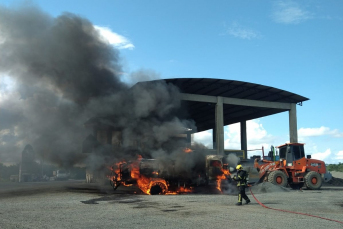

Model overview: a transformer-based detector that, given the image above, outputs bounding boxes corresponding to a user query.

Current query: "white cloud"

[336,151,343,160]
[192,120,343,163]
[298,126,343,138]
[0,75,17,102]
[0,75,15,89]
[193,130,212,148]
[311,148,331,161]
[271,1,312,24]
[224,120,276,151]
[94,26,134,50]
[193,120,277,158]
[227,22,260,40]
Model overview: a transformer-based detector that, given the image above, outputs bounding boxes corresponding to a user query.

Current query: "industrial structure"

[82,78,309,186]
[137,78,308,158]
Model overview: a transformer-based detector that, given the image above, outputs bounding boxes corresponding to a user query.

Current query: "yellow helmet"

[236,164,243,170]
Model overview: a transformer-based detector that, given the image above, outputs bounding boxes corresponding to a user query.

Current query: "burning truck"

[108,152,233,195]
[81,117,247,195]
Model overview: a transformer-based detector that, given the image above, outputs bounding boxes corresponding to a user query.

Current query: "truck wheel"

[150,182,167,195]
[268,171,288,187]
[304,171,322,190]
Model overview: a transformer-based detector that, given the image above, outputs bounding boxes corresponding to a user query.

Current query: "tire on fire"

[304,171,322,190]
[268,170,288,187]
[150,182,168,195]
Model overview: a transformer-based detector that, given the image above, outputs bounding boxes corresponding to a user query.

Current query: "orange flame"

[108,161,126,182]
[108,155,200,195]
[183,147,193,153]
[216,166,231,192]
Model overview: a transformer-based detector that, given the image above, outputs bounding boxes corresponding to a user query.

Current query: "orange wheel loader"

[254,143,331,190]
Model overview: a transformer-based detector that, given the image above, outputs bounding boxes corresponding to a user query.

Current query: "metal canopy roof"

[141,78,309,132]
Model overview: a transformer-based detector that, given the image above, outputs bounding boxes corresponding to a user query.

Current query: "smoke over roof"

[0,3,196,167]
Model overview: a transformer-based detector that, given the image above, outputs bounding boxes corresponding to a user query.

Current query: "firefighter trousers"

[237,185,249,203]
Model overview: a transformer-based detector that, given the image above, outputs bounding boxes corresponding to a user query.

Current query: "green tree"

[327,163,343,172]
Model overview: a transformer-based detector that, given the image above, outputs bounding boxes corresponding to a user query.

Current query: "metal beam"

[181,93,292,110]
[181,93,216,103]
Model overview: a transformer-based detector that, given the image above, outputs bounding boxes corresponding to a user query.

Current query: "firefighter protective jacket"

[234,170,248,186]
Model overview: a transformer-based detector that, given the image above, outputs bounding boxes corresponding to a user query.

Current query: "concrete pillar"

[215,96,224,155]
[289,103,298,143]
[212,126,216,150]
[19,164,22,182]
[186,132,191,147]
[240,121,247,159]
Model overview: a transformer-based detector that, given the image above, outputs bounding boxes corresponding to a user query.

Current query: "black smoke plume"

[0,3,196,169]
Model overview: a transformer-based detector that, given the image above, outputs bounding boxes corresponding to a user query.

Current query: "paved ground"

[0,180,342,229]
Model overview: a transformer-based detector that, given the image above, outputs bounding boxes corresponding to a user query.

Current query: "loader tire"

[304,171,322,190]
[268,170,288,187]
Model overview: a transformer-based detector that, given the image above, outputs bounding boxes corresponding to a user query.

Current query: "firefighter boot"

[245,199,251,204]
[235,202,242,206]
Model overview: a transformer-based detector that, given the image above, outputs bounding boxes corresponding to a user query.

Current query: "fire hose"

[249,187,343,225]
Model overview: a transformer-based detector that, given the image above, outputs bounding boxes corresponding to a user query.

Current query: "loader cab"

[278,143,305,166]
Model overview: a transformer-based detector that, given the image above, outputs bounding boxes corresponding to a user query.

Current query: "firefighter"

[233,164,251,206]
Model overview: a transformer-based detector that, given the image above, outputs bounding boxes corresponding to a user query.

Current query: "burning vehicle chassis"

[109,154,234,195]
[83,120,241,195]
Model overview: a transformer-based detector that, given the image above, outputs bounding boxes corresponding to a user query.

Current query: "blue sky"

[1,0,342,164]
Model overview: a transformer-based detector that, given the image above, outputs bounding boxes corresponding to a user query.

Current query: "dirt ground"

[325,171,343,186]
[330,171,343,179]
[0,179,342,229]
